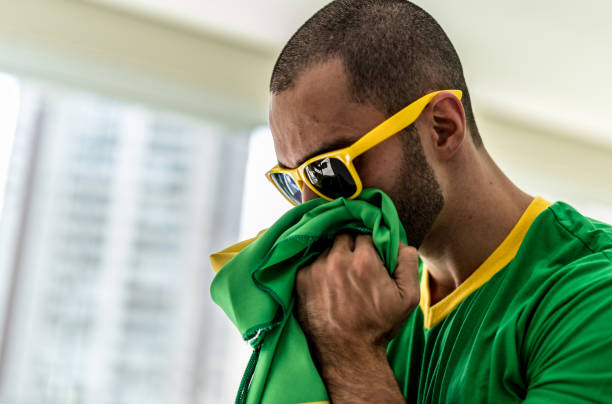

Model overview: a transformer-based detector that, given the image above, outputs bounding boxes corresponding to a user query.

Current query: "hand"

[294,233,420,402]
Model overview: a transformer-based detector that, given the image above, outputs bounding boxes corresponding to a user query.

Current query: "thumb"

[393,242,421,308]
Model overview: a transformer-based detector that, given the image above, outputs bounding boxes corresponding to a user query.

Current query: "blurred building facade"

[0,80,248,404]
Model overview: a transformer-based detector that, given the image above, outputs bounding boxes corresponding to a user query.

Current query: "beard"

[388,128,444,248]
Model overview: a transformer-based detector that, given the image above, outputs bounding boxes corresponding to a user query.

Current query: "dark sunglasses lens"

[270,173,302,204]
[304,157,357,199]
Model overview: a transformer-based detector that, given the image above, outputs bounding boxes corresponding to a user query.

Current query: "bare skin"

[269,58,532,402]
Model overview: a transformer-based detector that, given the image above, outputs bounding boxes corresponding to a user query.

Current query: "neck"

[418,149,533,305]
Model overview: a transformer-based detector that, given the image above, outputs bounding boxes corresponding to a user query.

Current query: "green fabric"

[389,201,612,403]
[210,189,407,403]
[212,193,612,403]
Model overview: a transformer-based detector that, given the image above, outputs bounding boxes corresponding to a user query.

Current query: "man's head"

[269,0,481,247]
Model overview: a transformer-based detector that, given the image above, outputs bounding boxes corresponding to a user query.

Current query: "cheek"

[353,138,404,192]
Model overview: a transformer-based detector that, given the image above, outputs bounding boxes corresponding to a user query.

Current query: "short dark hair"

[270,0,482,147]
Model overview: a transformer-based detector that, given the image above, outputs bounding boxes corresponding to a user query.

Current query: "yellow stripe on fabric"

[419,197,552,329]
[297,402,330,404]
[209,229,267,273]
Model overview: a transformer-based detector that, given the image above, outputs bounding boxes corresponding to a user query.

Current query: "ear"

[424,92,467,160]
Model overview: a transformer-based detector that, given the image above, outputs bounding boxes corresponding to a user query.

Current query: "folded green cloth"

[210,189,407,404]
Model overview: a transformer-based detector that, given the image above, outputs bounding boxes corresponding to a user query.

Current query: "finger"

[319,245,331,260]
[354,233,372,249]
[354,233,383,264]
[354,233,377,252]
[332,232,355,252]
[295,263,310,294]
[393,242,421,307]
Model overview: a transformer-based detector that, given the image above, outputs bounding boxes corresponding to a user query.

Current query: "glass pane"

[0,77,249,404]
[271,172,301,204]
[305,157,356,199]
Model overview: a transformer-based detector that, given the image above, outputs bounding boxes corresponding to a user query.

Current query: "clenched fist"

[294,232,420,403]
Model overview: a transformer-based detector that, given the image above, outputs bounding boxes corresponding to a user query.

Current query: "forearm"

[318,347,405,403]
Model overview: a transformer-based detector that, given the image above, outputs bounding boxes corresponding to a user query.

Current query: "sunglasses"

[265,89,462,205]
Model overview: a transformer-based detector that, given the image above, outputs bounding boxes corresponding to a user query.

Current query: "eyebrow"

[277,138,356,169]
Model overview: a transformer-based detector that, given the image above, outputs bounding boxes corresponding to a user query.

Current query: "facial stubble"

[390,128,445,248]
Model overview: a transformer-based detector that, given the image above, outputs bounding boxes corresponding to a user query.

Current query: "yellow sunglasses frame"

[265,89,463,205]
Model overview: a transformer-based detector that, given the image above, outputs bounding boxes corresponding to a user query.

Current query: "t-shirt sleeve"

[522,253,612,403]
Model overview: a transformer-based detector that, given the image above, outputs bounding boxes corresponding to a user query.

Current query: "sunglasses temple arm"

[347,90,462,158]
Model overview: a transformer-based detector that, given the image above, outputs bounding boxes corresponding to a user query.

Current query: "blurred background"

[0,0,610,403]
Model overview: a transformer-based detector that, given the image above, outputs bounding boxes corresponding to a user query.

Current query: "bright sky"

[0,73,20,218]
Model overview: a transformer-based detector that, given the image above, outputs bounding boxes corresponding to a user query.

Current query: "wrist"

[317,343,389,384]
[316,345,404,403]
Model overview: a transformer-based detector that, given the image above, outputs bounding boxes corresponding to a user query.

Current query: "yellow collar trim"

[209,229,267,273]
[419,196,552,330]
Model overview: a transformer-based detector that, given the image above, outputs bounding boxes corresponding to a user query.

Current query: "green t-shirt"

[388,197,612,403]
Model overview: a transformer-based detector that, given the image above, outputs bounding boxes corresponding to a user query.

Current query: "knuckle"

[400,245,419,262]
[335,233,351,244]
[327,250,347,271]
[295,265,313,289]
[355,246,380,268]
[351,259,369,277]
[296,267,307,283]
[356,233,372,242]
[295,273,307,294]
[352,247,370,265]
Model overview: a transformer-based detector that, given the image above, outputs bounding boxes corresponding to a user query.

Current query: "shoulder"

[543,201,612,293]
[515,201,612,281]
[522,200,612,311]
[514,201,612,353]
[547,201,612,255]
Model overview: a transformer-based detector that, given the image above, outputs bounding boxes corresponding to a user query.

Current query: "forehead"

[269,59,385,168]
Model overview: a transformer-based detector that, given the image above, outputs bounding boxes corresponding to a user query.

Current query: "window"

[0,75,248,404]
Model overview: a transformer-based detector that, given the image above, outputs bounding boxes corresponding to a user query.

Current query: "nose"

[300,182,319,203]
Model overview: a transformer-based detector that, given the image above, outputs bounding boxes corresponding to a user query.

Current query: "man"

[261,0,612,402]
